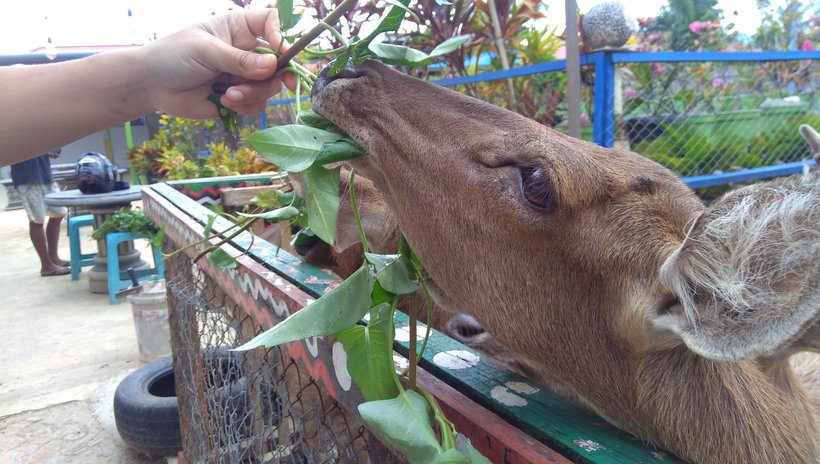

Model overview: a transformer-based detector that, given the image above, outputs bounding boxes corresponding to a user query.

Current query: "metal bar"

[564,0,581,138]
[592,52,615,147]
[611,50,820,63]
[682,160,816,189]
[432,56,598,87]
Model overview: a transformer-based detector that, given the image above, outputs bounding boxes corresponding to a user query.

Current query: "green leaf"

[250,189,294,210]
[352,0,411,58]
[453,434,492,464]
[203,214,217,237]
[151,227,165,249]
[365,253,419,295]
[370,280,393,306]
[295,108,334,130]
[290,227,318,248]
[245,125,342,172]
[315,140,366,165]
[333,303,398,402]
[237,205,300,221]
[436,449,470,464]
[235,264,375,350]
[368,42,430,66]
[207,93,238,137]
[359,389,443,464]
[209,247,237,270]
[379,0,420,22]
[427,35,470,60]
[301,165,340,245]
[328,52,351,77]
[277,0,301,31]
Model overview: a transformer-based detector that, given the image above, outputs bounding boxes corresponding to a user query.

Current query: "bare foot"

[41,266,70,277]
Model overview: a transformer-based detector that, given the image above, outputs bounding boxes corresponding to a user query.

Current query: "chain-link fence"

[615,58,818,177]
[162,241,396,464]
[297,51,815,184]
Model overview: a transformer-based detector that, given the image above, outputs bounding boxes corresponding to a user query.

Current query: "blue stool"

[68,214,96,281]
[106,231,165,305]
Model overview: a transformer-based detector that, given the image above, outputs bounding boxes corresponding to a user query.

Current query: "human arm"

[0,8,296,165]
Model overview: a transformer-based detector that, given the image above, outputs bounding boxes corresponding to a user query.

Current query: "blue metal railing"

[7,48,816,188]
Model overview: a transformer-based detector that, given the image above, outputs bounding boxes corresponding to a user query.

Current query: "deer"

[308,59,820,464]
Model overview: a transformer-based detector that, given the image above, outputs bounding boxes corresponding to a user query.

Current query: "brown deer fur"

[309,60,820,463]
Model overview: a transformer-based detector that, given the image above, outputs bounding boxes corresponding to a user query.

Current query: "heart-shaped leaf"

[237,205,300,221]
[246,125,342,172]
[235,264,375,350]
[368,42,430,66]
[359,389,442,464]
[315,140,366,165]
[334,303,398,401]
[209,247,237,270]
[301,165,340,245]
[365,253,419,295]
[427,35,470,59]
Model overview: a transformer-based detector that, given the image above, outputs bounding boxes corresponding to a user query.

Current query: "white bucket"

[128,279,171,363]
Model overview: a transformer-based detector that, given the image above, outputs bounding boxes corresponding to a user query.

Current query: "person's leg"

[45,182,70,267]
[18,183,68,276]
[46,216,68,266]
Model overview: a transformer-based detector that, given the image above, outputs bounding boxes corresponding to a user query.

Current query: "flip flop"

[41,267,70,277]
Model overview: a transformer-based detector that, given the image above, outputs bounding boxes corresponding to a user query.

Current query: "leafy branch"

[195,1,485,461]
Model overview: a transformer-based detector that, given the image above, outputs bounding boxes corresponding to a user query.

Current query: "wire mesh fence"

[162,241,394,464]
[615,58,819,177]
[264,52,816,183]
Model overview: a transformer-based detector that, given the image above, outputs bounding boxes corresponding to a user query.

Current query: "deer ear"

[799,124,820,157]
[653,173,820,361]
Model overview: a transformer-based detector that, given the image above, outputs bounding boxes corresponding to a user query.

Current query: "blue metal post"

[592,51,615,148]
[259,109,267,129]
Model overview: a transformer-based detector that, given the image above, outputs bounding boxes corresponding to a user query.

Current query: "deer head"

[311,60,819,463]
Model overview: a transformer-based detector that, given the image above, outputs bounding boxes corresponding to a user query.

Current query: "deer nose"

[312,59,362,98]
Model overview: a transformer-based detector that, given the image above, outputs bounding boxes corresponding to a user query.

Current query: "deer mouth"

[311,59,365,98]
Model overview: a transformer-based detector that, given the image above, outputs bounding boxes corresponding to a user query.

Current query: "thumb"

[204,38,278,81]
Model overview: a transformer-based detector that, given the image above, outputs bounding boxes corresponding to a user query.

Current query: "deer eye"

[519,166,554,210]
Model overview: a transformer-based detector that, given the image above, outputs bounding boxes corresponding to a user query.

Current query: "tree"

[651,0,722,50]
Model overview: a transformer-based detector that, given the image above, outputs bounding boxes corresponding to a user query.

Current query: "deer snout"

[311,59,364,98]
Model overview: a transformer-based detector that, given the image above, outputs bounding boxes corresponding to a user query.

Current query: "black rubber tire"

[113,356,182,457]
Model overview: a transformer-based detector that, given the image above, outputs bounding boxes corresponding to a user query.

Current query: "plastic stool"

[106,231,165,305]
[68,214,96,281]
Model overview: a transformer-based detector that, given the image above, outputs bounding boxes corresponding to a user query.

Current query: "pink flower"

[801,40,815,51]
[651,62,665,75]
[624,88,638,99]
[712,78,726,88]
[688,22,705,34]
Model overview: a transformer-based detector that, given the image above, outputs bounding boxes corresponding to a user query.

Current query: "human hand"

[136,9,297,119]
[47,148,62,159]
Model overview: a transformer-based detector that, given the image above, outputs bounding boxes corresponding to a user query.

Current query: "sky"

[0,0,776,55]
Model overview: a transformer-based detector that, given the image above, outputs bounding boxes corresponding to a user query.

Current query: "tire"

[113,356,182,457]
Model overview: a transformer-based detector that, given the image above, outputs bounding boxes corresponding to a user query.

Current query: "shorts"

[17,183,67,224]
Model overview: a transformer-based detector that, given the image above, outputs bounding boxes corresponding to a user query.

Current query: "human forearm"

[0,9,292,167]
[1,49,152,164]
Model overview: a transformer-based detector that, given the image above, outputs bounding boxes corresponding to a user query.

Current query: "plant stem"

[347,169,370,255]
[408,292,417,389]
[416,277,434,360]
[303,45,348,57]
[276,0,359,70]
[192,218,257,263]
[418,387,456,450]
[319,21,349,47]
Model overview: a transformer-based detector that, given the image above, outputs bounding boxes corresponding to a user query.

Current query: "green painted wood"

[151,183,339,298]
[150,180,684,464]
[391,312,683,464]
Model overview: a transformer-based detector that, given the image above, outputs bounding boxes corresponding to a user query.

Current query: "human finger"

[200,35,280,81]
[221,78,283,115]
